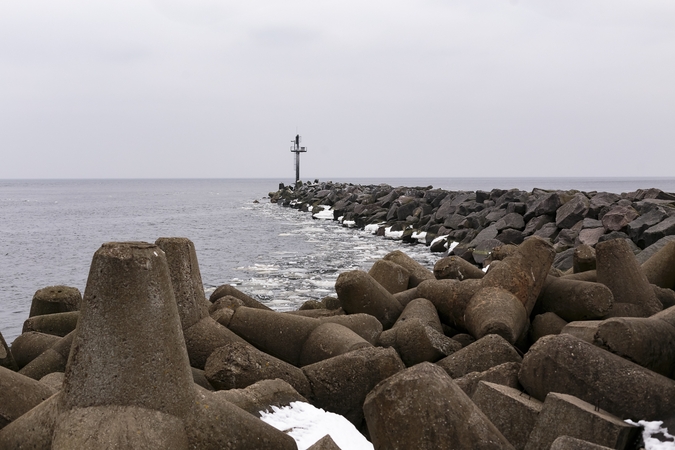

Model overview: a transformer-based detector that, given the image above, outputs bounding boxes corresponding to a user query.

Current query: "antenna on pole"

[290,133,307,184]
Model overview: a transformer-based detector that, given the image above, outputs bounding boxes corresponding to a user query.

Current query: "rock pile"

[2,229,675,448]
[270,181,675,271]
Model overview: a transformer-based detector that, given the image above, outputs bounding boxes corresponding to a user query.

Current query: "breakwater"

[2,180,675,448]
[270,180,675,269]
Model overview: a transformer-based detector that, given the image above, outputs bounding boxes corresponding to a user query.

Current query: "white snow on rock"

[312,206,334,220]
[411,231,426,242]
[384,227,403,239]
[364,223,382,234]
[625,420,675,450]
[259,402,373,450]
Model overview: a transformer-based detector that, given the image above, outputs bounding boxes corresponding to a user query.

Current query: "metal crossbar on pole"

[290,134,307,184]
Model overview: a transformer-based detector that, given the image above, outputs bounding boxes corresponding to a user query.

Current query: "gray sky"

[1,0,674,179]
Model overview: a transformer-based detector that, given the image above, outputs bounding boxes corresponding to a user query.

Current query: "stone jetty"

[2,180,675,448]
[269,181,675,271]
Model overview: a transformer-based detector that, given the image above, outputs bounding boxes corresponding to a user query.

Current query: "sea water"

[2,177,675,344]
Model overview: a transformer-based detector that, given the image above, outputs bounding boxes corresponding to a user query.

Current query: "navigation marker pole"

[290,134,307,184]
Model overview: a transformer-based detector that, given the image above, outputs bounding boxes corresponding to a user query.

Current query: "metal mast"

[290,134,307,184]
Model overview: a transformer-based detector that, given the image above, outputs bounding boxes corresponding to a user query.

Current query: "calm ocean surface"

[2,177,675,344]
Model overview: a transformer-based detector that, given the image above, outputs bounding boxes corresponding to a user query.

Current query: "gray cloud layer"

[1,0,674,179]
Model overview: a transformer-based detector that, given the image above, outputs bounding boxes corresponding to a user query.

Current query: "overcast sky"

[1,0,674,179]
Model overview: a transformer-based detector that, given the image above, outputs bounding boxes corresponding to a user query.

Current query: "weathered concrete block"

[214,379,308,417]
[189,367,213,391]
[204,341,312,398]
[393,286,419,307]
[641,240,675,290]
[40,371,65,393]
[531,312,568,343]
[319,313,382,345]
[209,283,272,310]
[299,322,372,366]
[18,330,75,380]
[182,315,249,369]
[0,339,17,376]
[519,334,675,424]
[454,361,522,398]
[184,385,298,450]
[654,284,675,309]
[596,238,662,316]
[472,381,543,450]
[335,270,403,329]
[537,276,613,321]
[393,318,462,366]
[464,287,528,344]
[302,346,404,425]
[593,314,675,378]
[28,285,81,318]
[363,363,515,450]
[524,392,639,450]
[416,278,481,330]
[480,237,555,315]
[383,250,435,287]
[392,297,443,333]
[22,311,79,337]
[560,321,601,343]
[368,259,410,294]
[0,365,55,429]
[433,256,485,281]
[51,405,190,450]
[210,306,234,327]
[573,244,596,273]
[208,295,244,314]
[10,331,61,369]
[437,334,522,379]
[155,237,212,329]
[228,306,320,366]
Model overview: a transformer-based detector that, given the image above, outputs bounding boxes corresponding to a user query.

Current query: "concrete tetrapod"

[480,237,555,315]
[415,278,481,331]
[367,259,410,294]
[536,276,614,322]
[335,270,403,329]
[641,240,675,289]
[0,332,18,371]
[464,287,528,344]
[0,242,296,450]
[382,250,435,287]
[22,311,79,337]
[18,330,76,380]
[209,283,272,310]
[302,346,405,426]
[592,306,675,378]
[376,298,460,366]
[595,238,662,317]
[28,285,81,318]
[433,255,485,281]
[204,341,312,397]
[10,331,60,369]
[519,333,675,428]
[156,237,248,369]
[363,362,515,450]
[0,333,19,371]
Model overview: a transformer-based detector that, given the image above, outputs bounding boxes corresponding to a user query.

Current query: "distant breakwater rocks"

[270,181,675,270]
